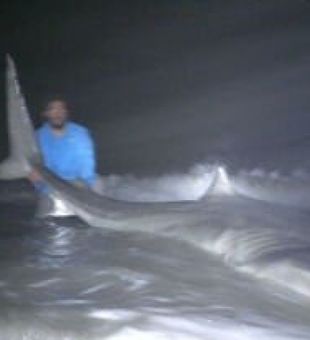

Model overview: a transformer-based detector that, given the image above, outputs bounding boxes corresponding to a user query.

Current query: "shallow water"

[1,169,310,339]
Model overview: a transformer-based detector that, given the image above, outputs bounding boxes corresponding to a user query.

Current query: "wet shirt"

[36,122,96,187]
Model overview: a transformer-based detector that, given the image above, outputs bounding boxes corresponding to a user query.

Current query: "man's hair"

[41,97,71,113]
[46,97,68,107]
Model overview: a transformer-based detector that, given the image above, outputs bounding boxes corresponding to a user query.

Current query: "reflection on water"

[1,173,310,339]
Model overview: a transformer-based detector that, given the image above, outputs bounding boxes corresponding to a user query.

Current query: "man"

[29,99,97,190]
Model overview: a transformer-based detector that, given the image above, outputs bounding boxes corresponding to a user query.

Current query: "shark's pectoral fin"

[36,193,75,218]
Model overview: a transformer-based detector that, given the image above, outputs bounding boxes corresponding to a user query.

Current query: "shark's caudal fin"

[0,55,41,180]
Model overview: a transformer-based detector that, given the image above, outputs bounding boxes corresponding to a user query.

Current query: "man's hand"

[28,168,43,183]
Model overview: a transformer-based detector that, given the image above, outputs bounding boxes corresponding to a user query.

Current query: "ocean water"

[0,166,310,339]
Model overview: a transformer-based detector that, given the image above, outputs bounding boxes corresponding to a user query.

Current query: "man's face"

[45,100,68,129]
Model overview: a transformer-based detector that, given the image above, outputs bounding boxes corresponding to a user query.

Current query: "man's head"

[44,99,69,130]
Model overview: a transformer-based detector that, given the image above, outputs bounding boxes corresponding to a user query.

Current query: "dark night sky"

[0,0,310,175]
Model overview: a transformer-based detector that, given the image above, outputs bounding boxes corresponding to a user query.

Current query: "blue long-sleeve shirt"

[36,122,97,187]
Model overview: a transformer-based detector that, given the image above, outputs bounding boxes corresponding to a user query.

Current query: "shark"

[0,55,231,228]
[3,56,310,298]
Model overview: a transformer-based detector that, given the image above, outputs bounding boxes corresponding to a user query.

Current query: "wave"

[99,164,310,297]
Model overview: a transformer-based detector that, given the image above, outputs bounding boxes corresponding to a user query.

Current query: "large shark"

[2,56,310,298]
[0,55,231,222]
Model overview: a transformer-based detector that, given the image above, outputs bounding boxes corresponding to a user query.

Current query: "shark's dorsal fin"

[200,166,234,200]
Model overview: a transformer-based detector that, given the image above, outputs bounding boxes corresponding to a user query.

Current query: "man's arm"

[77,129,97,188]
[28,129,48,192]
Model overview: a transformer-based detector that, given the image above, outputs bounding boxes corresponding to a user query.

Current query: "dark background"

[0,0,310,175]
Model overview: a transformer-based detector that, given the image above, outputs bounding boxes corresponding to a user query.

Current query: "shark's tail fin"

[0,55,41,180]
